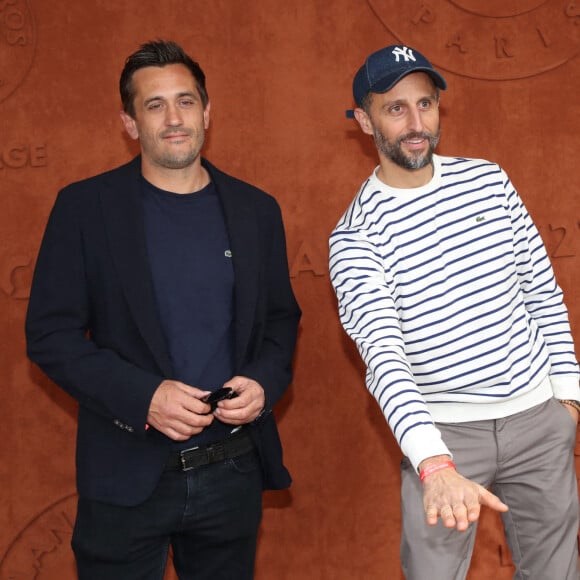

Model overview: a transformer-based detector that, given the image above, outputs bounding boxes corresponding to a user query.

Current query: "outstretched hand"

[421,457,509,531]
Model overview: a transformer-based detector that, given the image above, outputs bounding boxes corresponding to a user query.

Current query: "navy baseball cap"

[347,45,447,117]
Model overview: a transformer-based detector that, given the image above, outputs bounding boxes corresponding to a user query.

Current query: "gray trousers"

[400,398,580,580]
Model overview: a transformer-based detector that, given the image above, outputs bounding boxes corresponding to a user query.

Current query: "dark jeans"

[72,449,263,580]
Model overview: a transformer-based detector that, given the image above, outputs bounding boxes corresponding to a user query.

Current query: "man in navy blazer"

[26,40,300,579]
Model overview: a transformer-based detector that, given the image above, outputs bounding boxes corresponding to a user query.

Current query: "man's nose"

[165,104,183,126]
[407,107,425,133]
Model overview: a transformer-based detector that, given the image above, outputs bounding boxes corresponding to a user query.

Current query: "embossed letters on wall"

[367,0,580,80]
[0,0,35,103]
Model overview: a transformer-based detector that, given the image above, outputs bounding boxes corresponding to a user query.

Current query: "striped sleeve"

[329,226,451,469]
[502,171,580,395]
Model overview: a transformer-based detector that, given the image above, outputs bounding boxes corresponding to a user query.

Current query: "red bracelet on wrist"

[419,460,456,482]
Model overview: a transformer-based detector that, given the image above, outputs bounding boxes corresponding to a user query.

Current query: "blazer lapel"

[206,162,260,369]
[99,158,173,376]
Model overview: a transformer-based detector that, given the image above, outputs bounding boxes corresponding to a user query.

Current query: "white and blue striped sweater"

[329,155,580,470]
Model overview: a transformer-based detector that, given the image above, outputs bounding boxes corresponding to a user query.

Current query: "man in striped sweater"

[329,44,580,579]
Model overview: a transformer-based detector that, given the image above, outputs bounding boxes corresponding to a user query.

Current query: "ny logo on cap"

[392,46,416,63]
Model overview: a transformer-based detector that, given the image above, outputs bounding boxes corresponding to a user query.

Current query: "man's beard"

[151,129,205,170]
[374,127,440,170]
[156,149,200,169]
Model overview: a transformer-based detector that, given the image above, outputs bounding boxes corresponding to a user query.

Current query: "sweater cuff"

[550,374,580,401]
[400,423,452,473]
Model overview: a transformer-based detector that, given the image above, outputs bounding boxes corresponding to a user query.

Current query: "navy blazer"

[26,157,301,506]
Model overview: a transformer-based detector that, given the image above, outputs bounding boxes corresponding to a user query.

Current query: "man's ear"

[120,111,139,140]
[353,108,374,136]
[203,101,211,130]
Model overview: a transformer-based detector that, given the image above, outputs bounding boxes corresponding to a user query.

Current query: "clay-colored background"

[1,1,579,578]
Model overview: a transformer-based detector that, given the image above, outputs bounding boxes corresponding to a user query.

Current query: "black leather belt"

[166,429,254,472]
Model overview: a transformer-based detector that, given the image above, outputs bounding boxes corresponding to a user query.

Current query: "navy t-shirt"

[141,177,236,447]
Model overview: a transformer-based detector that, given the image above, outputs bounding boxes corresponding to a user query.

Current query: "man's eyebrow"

[175,91,198,99]
[382,94,437,107]
[143,95,164,107]
[143,91,198,106]
[389,98,406,105]
[381,98,406,109]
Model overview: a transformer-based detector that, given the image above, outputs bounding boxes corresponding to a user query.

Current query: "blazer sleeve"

[238,197,301,413]
[25,187,163,433]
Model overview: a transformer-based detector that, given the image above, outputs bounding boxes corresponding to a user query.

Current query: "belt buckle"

[179,446,199,472]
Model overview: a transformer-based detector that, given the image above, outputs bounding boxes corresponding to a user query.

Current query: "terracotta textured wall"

[1,1,579,578]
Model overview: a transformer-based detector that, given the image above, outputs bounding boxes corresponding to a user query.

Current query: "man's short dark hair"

[120,40,209,117]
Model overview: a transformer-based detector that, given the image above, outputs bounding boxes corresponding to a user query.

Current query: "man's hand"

[420,455,509,531]
[214,376,265,424]
[147,380,214,441]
